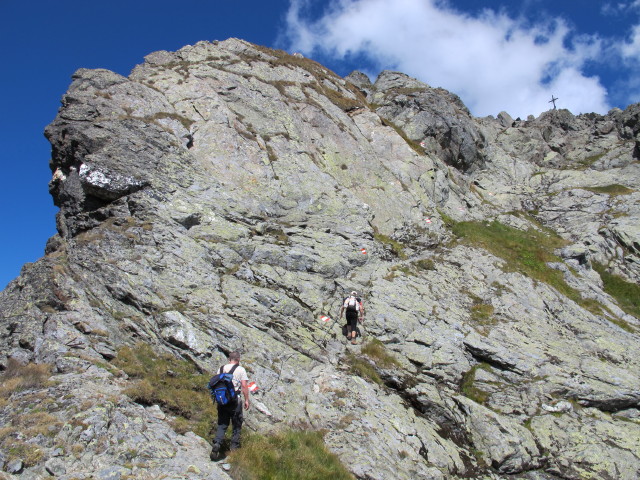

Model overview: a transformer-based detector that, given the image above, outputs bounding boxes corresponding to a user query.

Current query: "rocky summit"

[1,38,640,480]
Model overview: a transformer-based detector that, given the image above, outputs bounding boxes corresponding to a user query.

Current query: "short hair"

[228,351,241,362]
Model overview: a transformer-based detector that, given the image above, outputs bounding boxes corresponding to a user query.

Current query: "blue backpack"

[207,364,239,406]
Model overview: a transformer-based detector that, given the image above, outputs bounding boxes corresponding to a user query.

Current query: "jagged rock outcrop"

[368,70,487,173]
[1,38,639,479]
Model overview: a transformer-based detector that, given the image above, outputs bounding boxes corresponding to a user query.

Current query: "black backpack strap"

[220,364,239,375]
[227,364,240,395]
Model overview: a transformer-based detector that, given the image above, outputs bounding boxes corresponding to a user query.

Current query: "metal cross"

[549,95,558,109]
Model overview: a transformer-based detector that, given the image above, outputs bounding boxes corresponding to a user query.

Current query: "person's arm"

[339,305,345,319]
[241,379,250,410]
[359,302,365,322]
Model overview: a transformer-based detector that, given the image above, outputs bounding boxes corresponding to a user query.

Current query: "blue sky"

[1,0,639,289]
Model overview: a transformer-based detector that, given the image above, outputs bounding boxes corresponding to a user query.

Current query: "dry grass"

[246,44,368,113]
[0,409,62,467]
[111,343,217,439]
[380,118,426,156]
[0,360,52,399]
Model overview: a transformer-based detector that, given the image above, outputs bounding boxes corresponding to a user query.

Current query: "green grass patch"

[593,263,640,323]
[345,351,381,384]
[451,220,565,276]
[414,258,436,271]
[438,209,456,227]
[111,343,217,439]
[583,184,635,197]
[606,316,637,333]
[460,363,492,405]
[361,339,401,369]
[575,152,606,169]
[469,300,498,336]
[523,417,534,432]
[451,220,607,315]
[228,430,353,480]
[374,232,407,259]
[344,339,399,384]
[470,303,495,323]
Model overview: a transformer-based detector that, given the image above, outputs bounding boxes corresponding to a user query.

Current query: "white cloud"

[283,0,610,118]
[616,23,640,105]
[602,1,640,15]
[621,24,640,60]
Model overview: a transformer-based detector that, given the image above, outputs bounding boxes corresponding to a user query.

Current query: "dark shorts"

[346,310,359,328]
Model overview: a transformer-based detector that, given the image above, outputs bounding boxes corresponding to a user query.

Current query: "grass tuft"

[360,339,401,369]
[592,263,640,323]
[247,44,368,113]
[414,258,436,271]
[374,232,407,259]
[345,352,381,384]
[344,339,399,384]
[574,152,606,170]
[111,343,217,439]
[228,430,353,480]
[470,303,494,322]
[583,184,635,197]
[0,409,61,467]
[148,112,195,131]
[460,363,491,405]
[0,361,60,466]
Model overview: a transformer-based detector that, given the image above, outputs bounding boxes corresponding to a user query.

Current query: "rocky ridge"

[0,38,639,479]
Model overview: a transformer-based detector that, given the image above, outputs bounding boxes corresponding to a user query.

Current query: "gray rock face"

[364,70,487,172]
[1,38,639,479]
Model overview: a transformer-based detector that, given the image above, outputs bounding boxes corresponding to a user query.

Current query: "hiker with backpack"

[208,351,250,459]
[340,291,365,345]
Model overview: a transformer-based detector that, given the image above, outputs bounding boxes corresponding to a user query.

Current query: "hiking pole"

[360,318,366,344]
[318,311,339,347]
[262,353,295,393]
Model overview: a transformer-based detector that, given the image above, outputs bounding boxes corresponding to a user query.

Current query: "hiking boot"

[210,443,220,460]
[351,339,357,345]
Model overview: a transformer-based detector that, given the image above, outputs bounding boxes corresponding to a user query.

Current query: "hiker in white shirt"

[210,351,250,459]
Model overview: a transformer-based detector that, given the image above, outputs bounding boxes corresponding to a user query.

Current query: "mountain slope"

[1,38,639,479]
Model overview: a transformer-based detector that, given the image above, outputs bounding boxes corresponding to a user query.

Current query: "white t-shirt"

[221,363,249,393]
